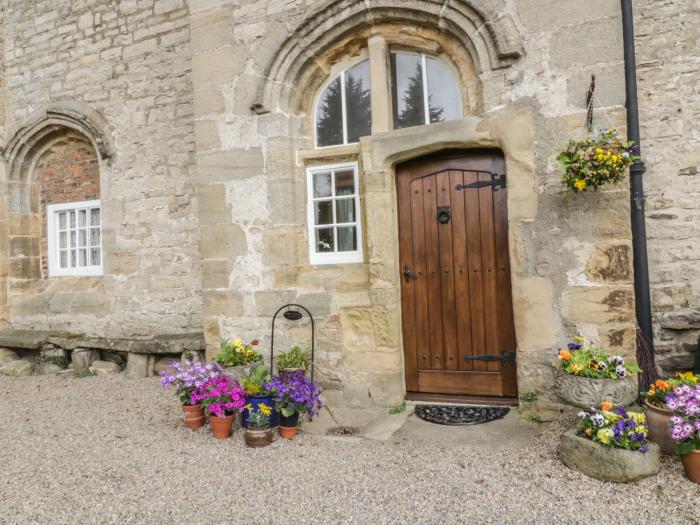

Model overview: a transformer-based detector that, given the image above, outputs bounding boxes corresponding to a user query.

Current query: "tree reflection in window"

[391,53,461,129]
[315,60,371,147]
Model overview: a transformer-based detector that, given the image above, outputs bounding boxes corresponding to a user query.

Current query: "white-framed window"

[314,59,372,148]
[390,52,462,129]
[47,200,103,277]
[306,163,363,265]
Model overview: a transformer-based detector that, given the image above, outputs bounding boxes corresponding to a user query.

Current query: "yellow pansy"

[596,148,603,155]
[574,179,587,191]
[597,428,614,445]
[574,336,585,344]
[629,412,646,425]
[571,364,584,374]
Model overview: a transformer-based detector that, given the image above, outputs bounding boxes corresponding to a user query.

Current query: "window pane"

[90,208,100,226]
[345,60,371,144]
[336,198,355,223]
[59,251,67,268]
[316,76,344,147]
[78,209,86,227]
[59,212,67,230]
[78,230,87,248]
[391,53,425,129]
[79,249,87,267]
[90,248,101,266]
[59,231,67,249]
[313,172,332,198]
[90,228,100,246]
[335,170,355,196]
[314,200,333,225]
[70,250,76,267]
[315,228,334,253]
[337,226,357,252]
[70,231,76,248]
[69,211,76,228]
[426,57,461,123]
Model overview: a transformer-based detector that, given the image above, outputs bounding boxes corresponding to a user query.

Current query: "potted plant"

[276,345,311,379]
[643,372,699,455]
[241,364,279,428]
[243,403,274,447]
[666,383,700,484]
[268,371,323,439]
[557,129,640,195]
[553,336,640,408]
[213,338,263,382]
[160,360,223,430]
[559,402,660,482]
[191,375,247,439]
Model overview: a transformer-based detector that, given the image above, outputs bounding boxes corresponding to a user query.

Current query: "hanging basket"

[557,129,640,195]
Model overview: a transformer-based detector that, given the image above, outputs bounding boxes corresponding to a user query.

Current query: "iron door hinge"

[455,174,506,191]
[463,351,516,368]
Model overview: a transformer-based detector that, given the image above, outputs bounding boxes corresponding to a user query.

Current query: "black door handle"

[403,265,417,282]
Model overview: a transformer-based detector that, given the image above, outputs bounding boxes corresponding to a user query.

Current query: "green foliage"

[277,346,311,370]
[520,391,538,404]
[388,402,406,415]
[241,364,272,396]
[528,414,542,424]
[676,439,700,456]
[37,355,67,368]
[213,338,263,368]
[556,129,640,195]
[74,369,96,379]
[246,403,272,430]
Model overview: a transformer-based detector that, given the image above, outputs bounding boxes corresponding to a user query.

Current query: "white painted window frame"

[47,199,103,277]
[306,162,363,265]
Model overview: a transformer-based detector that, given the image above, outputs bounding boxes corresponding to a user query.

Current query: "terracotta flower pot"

[279,411,300,440]
[553,366,638,408]
[209,413,235,439]
[182,403,205,430]
[244,428,273,447]
[681,450,700,484]
[643,400,675,456]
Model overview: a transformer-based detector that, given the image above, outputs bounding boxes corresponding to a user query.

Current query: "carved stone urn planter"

[553,367,638,408]
[643,401,675,456]
[559,429,660,483]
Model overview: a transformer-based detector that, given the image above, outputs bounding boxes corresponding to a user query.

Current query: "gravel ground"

[1,374,699,525]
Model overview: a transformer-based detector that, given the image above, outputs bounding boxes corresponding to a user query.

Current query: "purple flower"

[610,355,624,366]
[615,365,627,379]
[639,445,649,453]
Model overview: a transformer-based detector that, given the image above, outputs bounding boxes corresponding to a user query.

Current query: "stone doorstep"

[0,329,205,354]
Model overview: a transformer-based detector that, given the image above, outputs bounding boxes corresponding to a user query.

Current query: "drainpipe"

[621,0,658,386]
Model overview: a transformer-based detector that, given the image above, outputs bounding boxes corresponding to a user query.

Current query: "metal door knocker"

[437,206,451,224]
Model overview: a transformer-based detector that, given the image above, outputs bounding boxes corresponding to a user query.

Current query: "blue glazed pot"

[241,395,278,428]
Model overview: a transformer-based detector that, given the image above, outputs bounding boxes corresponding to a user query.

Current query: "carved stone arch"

[252,0,523,114]
[2,103,114,182]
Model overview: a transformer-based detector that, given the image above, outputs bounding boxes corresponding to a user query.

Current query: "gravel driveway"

[1,374,698,524]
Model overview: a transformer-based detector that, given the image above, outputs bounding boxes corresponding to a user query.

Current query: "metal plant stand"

[270,303,315,385]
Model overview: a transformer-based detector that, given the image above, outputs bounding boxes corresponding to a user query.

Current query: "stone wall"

[0,0,202,338]
[189,0,638,410]
[635,0,700,374]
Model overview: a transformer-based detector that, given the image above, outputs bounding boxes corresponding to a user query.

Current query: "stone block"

[90,360,122,375]
[71,291,110,315]
[10,257,40,279]
[71,348,99,372]
[194,87,225,116]
[550,17,623,69]
[0,348,19,366]
[125,352,149,378]
[511,277,556,351]
[561,286,635,325]
[200,224,247,259]
[194,120,221,151]
[192,45,245,87]
[9,237,39,258]
[0,360,34,377]
[198,184,230,225]
[343,382,370,408]
[516,0,617,32]
[203,290,244,317]
[586,243,632,283]
[202,259,232,289]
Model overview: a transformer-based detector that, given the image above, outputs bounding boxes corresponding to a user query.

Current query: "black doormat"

[414,404,510,426]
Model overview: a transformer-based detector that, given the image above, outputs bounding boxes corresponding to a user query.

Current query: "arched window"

[315,59,372,148]
[391,52,461,129]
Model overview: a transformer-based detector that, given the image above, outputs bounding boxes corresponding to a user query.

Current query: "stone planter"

[559,428,660,483]
[644,401,675,456]
[244,428,273,448]
[553,367,638,408]
[221,363,258,383]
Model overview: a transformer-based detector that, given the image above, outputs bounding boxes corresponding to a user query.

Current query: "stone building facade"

[0,0,697,410]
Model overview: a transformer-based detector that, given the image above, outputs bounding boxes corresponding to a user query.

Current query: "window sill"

[298,143,361,164]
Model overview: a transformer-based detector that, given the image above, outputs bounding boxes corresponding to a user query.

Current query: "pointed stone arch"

[252,0,523,114]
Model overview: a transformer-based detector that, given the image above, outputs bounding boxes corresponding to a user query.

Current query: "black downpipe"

[621,0,658,387]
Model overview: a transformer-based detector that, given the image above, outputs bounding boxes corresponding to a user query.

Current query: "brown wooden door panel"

[397,151,518,398]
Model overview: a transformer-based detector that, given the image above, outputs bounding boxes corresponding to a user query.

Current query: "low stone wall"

[0,330,204,378]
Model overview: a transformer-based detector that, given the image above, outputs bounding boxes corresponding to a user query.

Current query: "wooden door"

[397,151,517,398]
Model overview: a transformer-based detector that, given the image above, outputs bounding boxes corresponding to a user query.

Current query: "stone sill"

[298,144,361,165]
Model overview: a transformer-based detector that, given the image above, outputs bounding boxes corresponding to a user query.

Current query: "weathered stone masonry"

[0,1,697,408]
